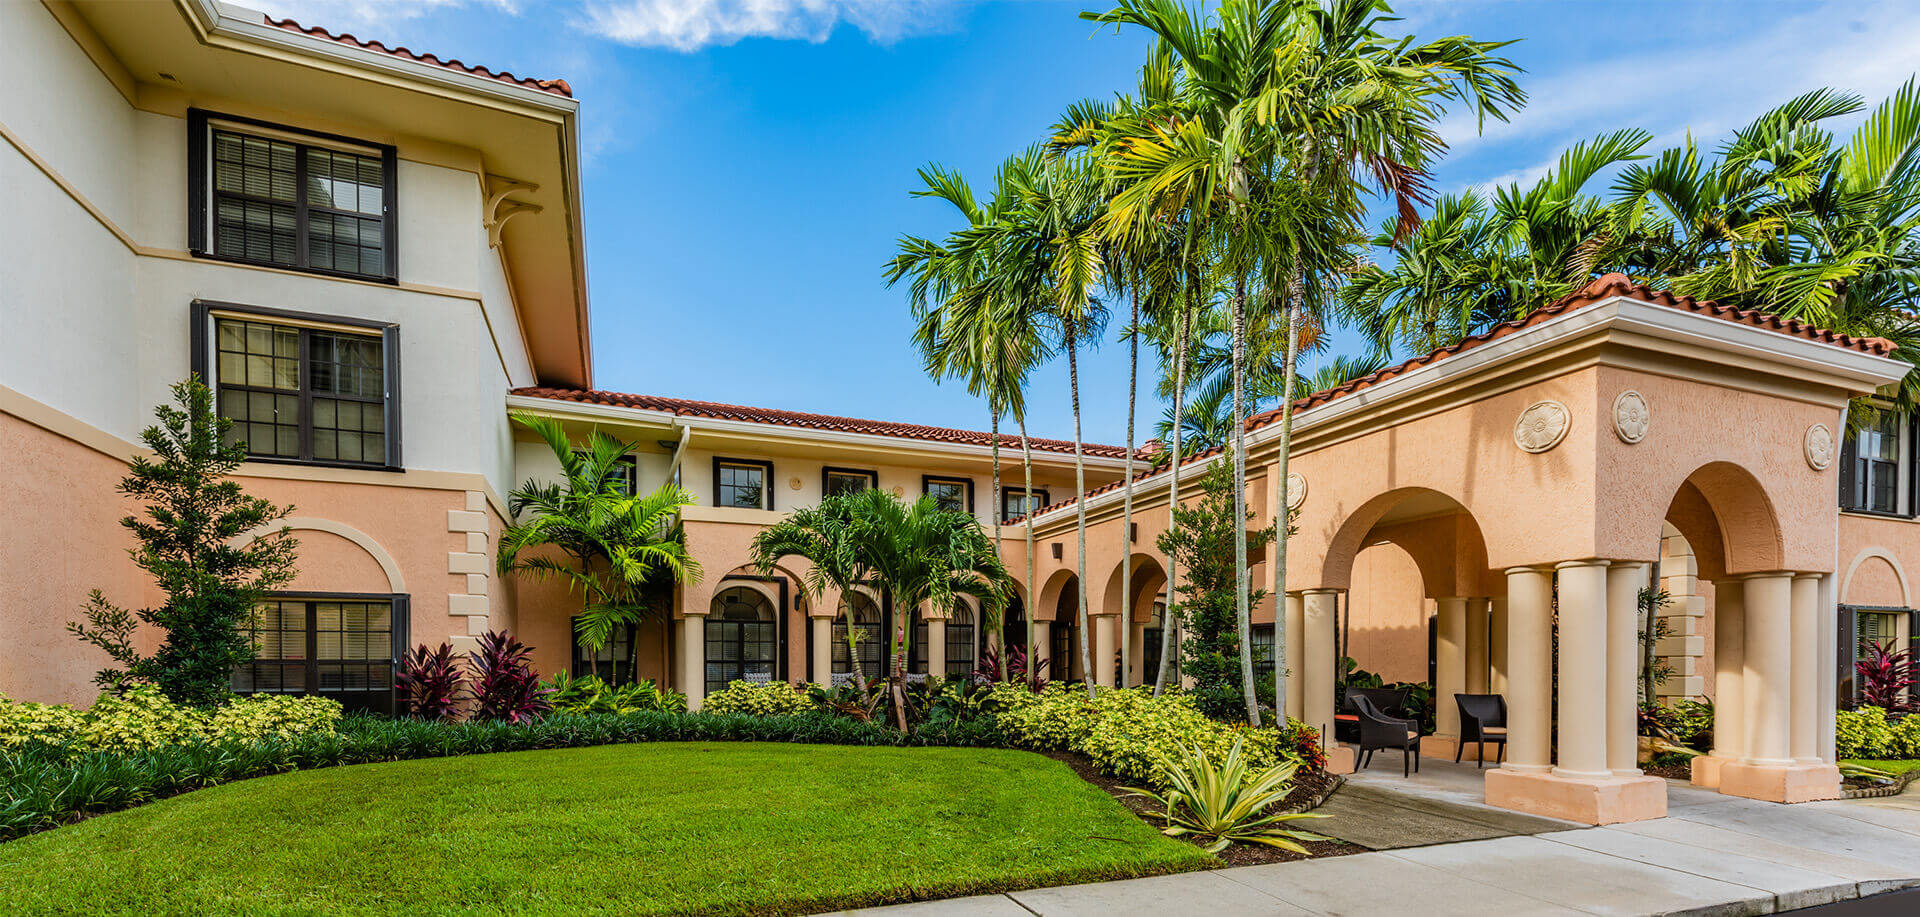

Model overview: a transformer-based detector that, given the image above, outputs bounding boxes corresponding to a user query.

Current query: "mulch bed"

[1642,761,1693,781]
[1043,751,1363,866]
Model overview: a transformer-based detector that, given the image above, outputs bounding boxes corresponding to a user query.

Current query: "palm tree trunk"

[1232,274,1260,726]
[890,591,909,732]
[1120,282,1139,689]
[1068,323,1094,699]
[1020,420,1038,686]
[991,406,1008,682]
[845,590,865,691]
[1155,296,1191,696]
[1272,268,1303,723]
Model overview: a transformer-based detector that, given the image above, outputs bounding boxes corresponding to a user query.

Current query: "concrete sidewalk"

[838,786,1920,916]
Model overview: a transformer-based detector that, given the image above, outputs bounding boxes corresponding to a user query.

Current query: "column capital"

[1300,587,1343,597]
[1504,565,1551,576]
[1790,572,1827,584]
[1554,559,1612,571]
[1738,570,1794,582]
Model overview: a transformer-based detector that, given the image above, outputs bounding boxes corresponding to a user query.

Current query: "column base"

[1690,754,1733,789]
[1420,734,1500,763]
[1325,745,1357,775]
[1718,762,1842,803]
[1485,768,1667,825]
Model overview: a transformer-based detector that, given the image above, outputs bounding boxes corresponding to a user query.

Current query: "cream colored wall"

[1345,541,1430,685]
[673,446,1092,527]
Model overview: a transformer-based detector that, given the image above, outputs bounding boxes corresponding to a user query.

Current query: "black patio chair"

[1335,686,1410,744]
[1351,695,1422,777]
[1454,693,1508,768]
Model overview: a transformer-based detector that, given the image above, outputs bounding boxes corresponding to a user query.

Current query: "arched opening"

[1052,578,1081,682]
[832,590,884,678]
[1142,595,1178,686]
[706,586,777,695]
[1113,554,1168,687]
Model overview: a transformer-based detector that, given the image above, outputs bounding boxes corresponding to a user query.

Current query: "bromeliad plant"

[469,631,550,724]
[1125,736,1329,854]
[396,643,467,721]
[543,672,687,715]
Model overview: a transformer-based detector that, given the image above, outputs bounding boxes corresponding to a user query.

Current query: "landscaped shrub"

[703,680,814,716]
[396,643,468,721]
[1837,705,1901,759]
[0,685,339,755]
[989,684,1303,790]
[1126,737,1329,854]
[544,673,687,715]
[469,631,551,723]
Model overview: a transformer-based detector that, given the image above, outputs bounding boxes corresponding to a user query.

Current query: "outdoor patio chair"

[1453,694,1508,768]
[1335,686,1410,744]
[1350,695,1422,777]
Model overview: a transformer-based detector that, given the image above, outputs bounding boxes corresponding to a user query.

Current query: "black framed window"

[1051,618,1077,681]
[232,594,405,714]
[832,592,885,675]
[1002,486,1050,522]
[1143,602,1179,685]
[1251,624,1275,685]
[577,451,638,495]
[1844,409,1905,514]
[924,475,973,514]
[572,618,640,684]
[706,587,778,694]
[945,603,976,678]
[823,467,878,498]
[715,458,772,510]
[196,303,401,469]
[190,110,397,282]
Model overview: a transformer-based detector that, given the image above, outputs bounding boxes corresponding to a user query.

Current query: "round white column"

[1710,579,1747,761]
[1742,572,1796,767]
[1503,567,1554,773]
[1790,574,1823,764]
[1607,563,1649,776]
[680,612,708,710]
[810,615,832,684]
[1554,560,1612,780]
[1303,590,1340,740]
[1435,597,1468,739]
[1093,614,1117,687]
[1284,592,1305,721]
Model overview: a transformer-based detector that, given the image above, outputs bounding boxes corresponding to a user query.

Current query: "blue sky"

[252,0,1920,446]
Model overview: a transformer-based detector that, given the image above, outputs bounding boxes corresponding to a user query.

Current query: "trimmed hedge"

[1,709,1002,841]
[989,684,1312,790]
[1837,706,1920,760]
[0,686,340,755]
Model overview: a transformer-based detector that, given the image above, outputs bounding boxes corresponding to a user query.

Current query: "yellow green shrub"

[701,680,814,717]
[1837,706,1899,759]
[988,684,1296,790]
[1,686,342,754]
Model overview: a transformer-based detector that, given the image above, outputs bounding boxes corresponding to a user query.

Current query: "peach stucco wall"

[1840,514,1920,609]
[2,406,489,705]
[1347,541,1430,684]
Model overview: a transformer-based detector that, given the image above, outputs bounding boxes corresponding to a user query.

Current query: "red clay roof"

[511,388,1136,459]
[264,17,573,98]
[1020,273,1898,520]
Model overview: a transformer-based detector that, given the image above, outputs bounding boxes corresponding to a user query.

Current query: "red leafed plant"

[469,630,552,723]
[1856,642,1917,713]
[396,642,467,721]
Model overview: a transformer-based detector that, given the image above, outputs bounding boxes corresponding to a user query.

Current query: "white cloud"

[575,0,966,51]
[1438,0,1920,170]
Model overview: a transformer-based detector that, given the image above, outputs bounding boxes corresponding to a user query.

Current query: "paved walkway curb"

[837,785,1920,916]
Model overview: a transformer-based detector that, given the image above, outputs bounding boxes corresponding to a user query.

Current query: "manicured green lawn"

[1845,758,1920,776]
[0,743,1211,915]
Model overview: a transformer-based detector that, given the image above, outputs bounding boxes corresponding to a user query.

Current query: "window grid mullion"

[297,328,314,462]
[304,601,319,694]
[294,146,311,271]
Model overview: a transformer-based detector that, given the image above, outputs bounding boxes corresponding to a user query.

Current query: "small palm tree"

[497,415,701,683]
[748,491,879,688]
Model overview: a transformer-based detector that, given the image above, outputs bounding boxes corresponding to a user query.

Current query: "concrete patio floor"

[838,769,1920,917]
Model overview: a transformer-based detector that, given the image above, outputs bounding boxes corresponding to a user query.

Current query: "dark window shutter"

[187,109,208,255]
[1839,430,1860,511]
[1837,606,1857,707]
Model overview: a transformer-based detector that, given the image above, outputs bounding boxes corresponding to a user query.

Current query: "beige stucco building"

[7,0,1919,829]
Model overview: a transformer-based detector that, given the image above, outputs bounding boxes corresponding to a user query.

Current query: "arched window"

[831,591,884,677]
[910,600,978,678]
[707,586,776,694]
[1142,599,1178,684]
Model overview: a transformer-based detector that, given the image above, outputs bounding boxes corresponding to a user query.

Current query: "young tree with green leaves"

[1156,455,1274,721]
[497,415,702,683]
[68,377,300,707]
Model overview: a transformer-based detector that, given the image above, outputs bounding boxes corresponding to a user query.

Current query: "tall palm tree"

[1091,0,1525,722]
[498,415,702,683]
